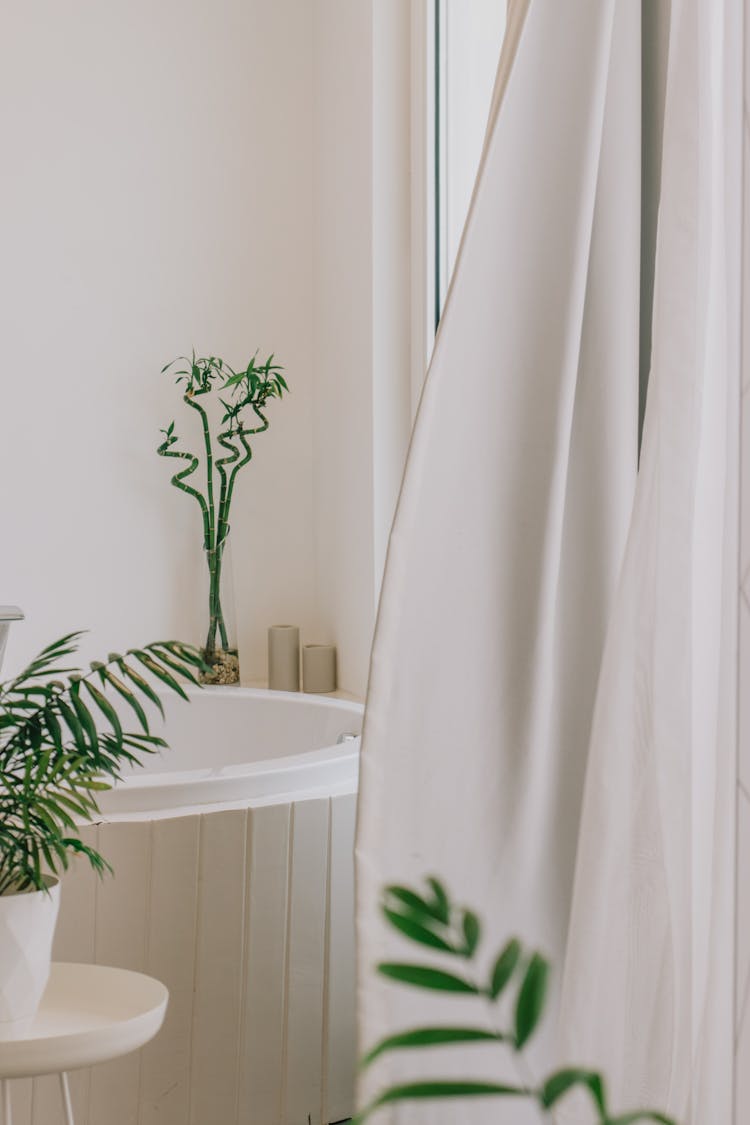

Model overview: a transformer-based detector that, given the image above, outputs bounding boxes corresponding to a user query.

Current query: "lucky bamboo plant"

[356,878,676,1125]
[158,352,288,684]
[0,633,206,895]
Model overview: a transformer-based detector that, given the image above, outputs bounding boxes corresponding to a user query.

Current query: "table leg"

[1,1079,11,1125]
[59,1073,74,1125]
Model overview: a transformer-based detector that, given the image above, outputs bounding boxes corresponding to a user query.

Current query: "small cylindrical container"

[302,644,337,694]
[268,626,300,692]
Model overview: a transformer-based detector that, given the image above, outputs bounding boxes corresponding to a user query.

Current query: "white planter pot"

[0,877,60,1038]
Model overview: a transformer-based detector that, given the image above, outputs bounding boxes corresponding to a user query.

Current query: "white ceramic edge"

[97,687,364,816]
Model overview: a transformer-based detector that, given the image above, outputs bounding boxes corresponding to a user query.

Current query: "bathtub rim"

[96,685,364,818]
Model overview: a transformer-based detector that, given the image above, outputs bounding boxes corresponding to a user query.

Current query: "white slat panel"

[140,815,200,1125]
[88,821,152,1125]
[22,791,355,1125]
[10,1079,32,1125]
[237,803,291,1125]
[33,823,99,1125]
[282,799,331,1125]
[737,792,750,1042]
[53,822,99,962]
[189,809,248,1125]
[324,793,357,1123]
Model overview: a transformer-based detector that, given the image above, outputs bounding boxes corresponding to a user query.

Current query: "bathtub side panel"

[189,808,248,1125]
[88,821,153,1125]
[282,798,331,1125]
[140,815,201,1125]
[237,803,292,1125]
[325,792,358,1122]
[9,1081,32,1125]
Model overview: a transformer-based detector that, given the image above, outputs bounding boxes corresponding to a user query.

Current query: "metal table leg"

[1,1079,11,1125]
[59,1073,74,1125]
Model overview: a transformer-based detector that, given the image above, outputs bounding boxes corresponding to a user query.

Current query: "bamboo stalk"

[159,355,287,680]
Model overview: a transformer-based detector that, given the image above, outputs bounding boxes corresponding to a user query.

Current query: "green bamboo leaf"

[149,645,203,686]
[162,640,211,672]
[33,746,53,784]
[61,837,112,875]
[130,652,189,701]
[489,938,522,999]
[539,1068,607,1112]
[83,680,123,740]
[383,907,454,953]
[118,661,165,716]
[514,952,549,1049]
[44,709,65,754]
[362,1026,507,1067]
[354,1080,526,1122]
[377,964,479,994]
[68,682,98,749]
[55,698,88,755]
[426,876,451,923]
[385,885,450,927]
[121,732,167,751]
[28,716,42,751]
[101,669,150,733]
[461,910,481,957]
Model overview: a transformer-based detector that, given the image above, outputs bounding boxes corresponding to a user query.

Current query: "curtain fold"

[356,2,641,1120]
[558,0,740,1119]
[357,0,741,1119]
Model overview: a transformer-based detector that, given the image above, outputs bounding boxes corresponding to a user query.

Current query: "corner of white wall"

[311,0,412,700]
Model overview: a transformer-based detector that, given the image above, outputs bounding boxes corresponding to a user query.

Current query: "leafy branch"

[0,633,208,894]
[356,878,676,1125]
[157,351,288,671]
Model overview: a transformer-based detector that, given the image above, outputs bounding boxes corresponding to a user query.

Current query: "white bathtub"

[16,688,363,1125]
[99,687,363,814]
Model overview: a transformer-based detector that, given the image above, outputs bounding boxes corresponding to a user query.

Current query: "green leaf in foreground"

[489,937,522,998]
[385,884,448,926]
[363,878,676,1125]
[461,909,481,957]
[382,907,454,952]
[539,1068,606,1113]
[361,1026,508,1067]
[353,1080,526,1123]
[426,876,451,923]
[378,963,479,993]
[514,952,549,1049]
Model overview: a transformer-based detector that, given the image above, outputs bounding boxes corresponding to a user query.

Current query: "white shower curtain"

[356,0,740,1122]
[558,0,740,1119]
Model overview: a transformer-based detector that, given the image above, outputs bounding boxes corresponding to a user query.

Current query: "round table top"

[0,963,168,1079]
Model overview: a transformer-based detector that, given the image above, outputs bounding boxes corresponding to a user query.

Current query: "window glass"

[436,1,506,319]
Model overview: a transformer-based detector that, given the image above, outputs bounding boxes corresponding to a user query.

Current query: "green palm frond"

[0,636,207,895]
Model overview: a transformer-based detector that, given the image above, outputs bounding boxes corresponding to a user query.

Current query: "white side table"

[0,963,168,1125]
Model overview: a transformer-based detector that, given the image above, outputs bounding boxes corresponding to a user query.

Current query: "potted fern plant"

[157,351,288,685]
[0,632,204,1035]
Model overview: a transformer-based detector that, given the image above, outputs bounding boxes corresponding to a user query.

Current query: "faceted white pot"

[0,877,60,1038]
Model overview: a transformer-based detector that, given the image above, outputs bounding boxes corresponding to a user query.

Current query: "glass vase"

[200,536,240,685]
